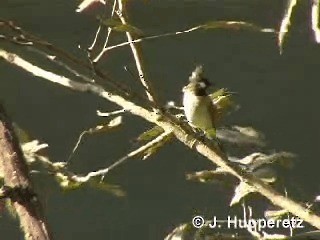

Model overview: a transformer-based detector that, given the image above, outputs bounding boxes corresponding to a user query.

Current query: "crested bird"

[182,65,218,139]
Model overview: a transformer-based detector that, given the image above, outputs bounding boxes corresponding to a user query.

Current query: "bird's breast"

[183,92,214,130]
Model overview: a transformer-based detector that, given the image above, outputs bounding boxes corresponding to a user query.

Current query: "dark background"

[1,0,320,239]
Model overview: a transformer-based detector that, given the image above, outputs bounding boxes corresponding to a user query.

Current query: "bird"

[182,65,218,139]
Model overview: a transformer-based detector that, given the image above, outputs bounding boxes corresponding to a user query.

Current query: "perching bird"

[182,65,218,139]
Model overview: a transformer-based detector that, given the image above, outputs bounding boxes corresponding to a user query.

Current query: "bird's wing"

[206,97,218,127]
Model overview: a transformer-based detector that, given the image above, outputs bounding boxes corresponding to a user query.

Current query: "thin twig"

[0,20,132,96]
[92,21,274,55]
[76,130,172,182]
[115,0,158,105]
[28,47,95,83]
[96,25,202,55]
[94,0,118,61]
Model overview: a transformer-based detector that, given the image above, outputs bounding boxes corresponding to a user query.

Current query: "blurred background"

[1,0,320,239]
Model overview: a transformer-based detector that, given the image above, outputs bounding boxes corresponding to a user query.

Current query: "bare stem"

[116,0,158,106]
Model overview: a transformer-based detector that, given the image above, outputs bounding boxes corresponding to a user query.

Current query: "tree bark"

[0,103,52,240]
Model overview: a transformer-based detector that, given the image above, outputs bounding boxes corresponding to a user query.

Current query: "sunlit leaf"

[98,17,144,36]
[210,88,236,121]
[140,132,173,160]
[265,209,289,220]
[186,170,218,183]
[201,21,274,33]
[88,179,126,197]
[89,116,123,133]
[114,24,144,36]
[210,88,231,100]
[13,123,32,143]
[186,169,237,187]
[55,172,126,197]
[98,17,122,27]
[68,116,123,162]
[232,126,263,139]
[238,152,295,171]
[253,167,277,183]
[55,173,82,190]
[22,140,49,163]
[217,126,266,148]
[230,181,255,206]
[136,126,164,142]
[76,0,105,13]
[52,162,67,171]
[212,90,235,109]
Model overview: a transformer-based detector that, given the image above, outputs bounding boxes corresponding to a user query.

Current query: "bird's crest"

[188,65,211,89]
[189,65,204,82]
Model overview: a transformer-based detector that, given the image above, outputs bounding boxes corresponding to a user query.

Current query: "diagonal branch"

[0,103,52,240]
[2,48,320,229]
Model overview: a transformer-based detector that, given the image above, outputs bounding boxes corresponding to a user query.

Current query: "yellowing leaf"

[98,17,144,36]
[136,126,164,142]
[230,181,255,206]
[202,21,274,33]
[13,123,32,143]
[140,132,173,160]
[68,116,122,162]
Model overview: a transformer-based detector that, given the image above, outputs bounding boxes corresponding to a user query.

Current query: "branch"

[76,130,172,181]
[2,48,320,229]
[311,0,320,43]
[115,0,158,105]
[95,25,202,56]
[95,21,273,56]
[93,0,118,60]
[278,0,298,54]
[0,103,52,240]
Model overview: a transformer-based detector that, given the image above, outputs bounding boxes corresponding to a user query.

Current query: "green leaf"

[55,172,126,197]
[114,24,144,36]
[136,126,164,142]
[265,209,289,220]
[230,181,255,206]
[13,123,32,143]
[140,133,173,160]
[98,16,144,36]
[209,88,235,121]
[55,173,82,190]
[88,116,123,134]
[201,21,274,33]
[186,168,237,187]
[68,116,123,162]
[88,179,126,197]
[98,17,122,27]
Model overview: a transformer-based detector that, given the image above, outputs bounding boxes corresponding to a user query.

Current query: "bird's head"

[187,65,212,95]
